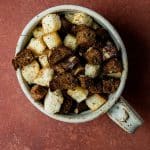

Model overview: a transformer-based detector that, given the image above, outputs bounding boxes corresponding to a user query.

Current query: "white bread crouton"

[42,14,61,34]
[43,32,62,49]
[65,12,93,26]
[44,89,64,114]
[64,34,77,50]
[38,54,49,68]
[67,87,88,103]
[27,38,46,55]
[21,60,40,84]
[32,26,44,38]
[85,64,100,78]
[33,67,54,87]
[86,94,106,111]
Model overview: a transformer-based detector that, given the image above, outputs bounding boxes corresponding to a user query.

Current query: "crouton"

[92,22,100,30]
[32,26,44,38]
[12,49,35,70]
[67,86,88,103]
[49,73,79,91]
[27,38,46,55]
[85,64,100,78]
[33,67,54,87]
[72,65,85,76]
[84,47,102,65]
[102,41,118,61]
[103,58,122,78]
[48,46,72,66]
[96,28,110,42]
[86,94,106,111]
[59,16,72,38]
[64,34,77,50]
[76,27,96,48]
[59,91,76,114]
[79,76,102,94]
[102,78,120,94]
[44,89,64,114]
[30,85,48,101]
[53,56,79,74]
[42,14,61,34]
[65,12,93,26]
[21,60,40,84]
[38,54,49,67]
[65,13,74,24]
[74,101,89,114]
[43,32,62,49]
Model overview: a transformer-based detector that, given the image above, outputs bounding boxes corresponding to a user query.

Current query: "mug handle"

[107,96,144,133]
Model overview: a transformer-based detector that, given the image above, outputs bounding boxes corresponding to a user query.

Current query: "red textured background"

[0,0,150,150]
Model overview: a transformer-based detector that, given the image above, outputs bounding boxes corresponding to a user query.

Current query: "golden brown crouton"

[76,27,96,48]
[12,49,35,70]
[48,46,72,66]
[103,58,122,74]
[30,85,48,101]
[102,78,120,94]
[84,47,102,65]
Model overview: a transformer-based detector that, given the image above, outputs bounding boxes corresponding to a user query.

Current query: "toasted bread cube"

[92,22,100,29]
[64,34,77,50]
[32,26,44,38]
[86,94,106,111]
[38,54,49,67]
[27,38,46,55]
[33,67,54,87]
[85,64,100,78]
[21,60,40,84]
[42,14,61,33]
[44,89,64,114]
[30,85,48,101]
[65,12,93,26]
[43,32,62,49]
[67,87,88,103]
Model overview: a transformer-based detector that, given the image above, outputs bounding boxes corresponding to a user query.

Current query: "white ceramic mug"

[15,5,143,133]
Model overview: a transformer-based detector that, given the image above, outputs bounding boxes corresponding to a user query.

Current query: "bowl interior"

[16,5,128,123]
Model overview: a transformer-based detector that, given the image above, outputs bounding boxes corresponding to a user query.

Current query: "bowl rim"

[15,5,128,123]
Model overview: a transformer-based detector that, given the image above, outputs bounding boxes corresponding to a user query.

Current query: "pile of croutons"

[12,12,123,115]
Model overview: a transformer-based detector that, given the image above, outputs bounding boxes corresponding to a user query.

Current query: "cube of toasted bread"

[38,54,49,68]
[86,94,106,111]
[67,86,88,103]
[65,12,93,26]
[33,67,54,87]
[21,60,40,84]
[44,89,64,114]
[92,22,100,30]
[27,38,46,55]
[30,85,48,101]
[85,64,100,78]
[42,14,61,34]
[32,26,44,38]
[43,32,62,49]
[64,34,77,50]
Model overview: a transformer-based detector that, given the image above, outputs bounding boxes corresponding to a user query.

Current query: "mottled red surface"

[0,0,150,150]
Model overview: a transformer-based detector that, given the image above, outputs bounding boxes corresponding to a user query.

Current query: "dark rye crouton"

[30,85,48,101]
[79,76,102,94]
[58,16,72,38]
[74,101,89,114]
[72,65,85,76]
[49,73,79,91]
[102,78,120,94]
[76,27,96,48]
[53,56,79,74]
[59,91,76,114]
[96,28,110,42]
[71,25,88,35]
[102,41,118,61]
[48,46,72,66]
[12,49,35,70]
[103,58,122,74]
[84,47,102,65]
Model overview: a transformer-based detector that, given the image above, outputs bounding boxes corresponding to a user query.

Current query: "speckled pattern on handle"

[107,96,144,133]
